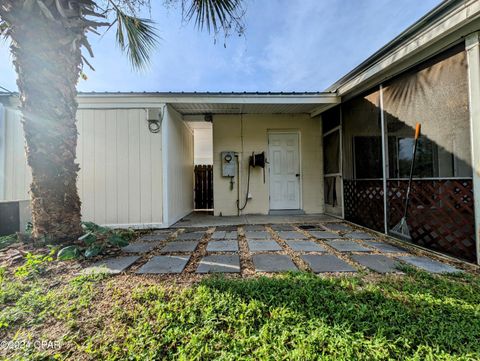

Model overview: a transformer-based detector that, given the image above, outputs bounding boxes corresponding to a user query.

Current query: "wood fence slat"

[194,165,213,209]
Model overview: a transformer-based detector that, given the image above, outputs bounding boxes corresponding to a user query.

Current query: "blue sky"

[0,0,441,93]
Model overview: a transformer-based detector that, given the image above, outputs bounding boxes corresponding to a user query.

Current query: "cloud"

[258,0,442,91]
[0,0,442,92]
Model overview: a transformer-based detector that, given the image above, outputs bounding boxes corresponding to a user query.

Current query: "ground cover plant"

[0,248,479,360]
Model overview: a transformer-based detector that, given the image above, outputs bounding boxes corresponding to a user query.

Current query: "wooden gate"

[194,165,213,210]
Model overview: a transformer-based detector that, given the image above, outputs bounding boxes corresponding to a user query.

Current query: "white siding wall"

[77,108,163,227]
[194,127,213,165]
[1,106,163,227]
[3,107,31,201]
[164,106,194,225]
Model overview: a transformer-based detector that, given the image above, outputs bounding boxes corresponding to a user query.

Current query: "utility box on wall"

[221,151,236,177]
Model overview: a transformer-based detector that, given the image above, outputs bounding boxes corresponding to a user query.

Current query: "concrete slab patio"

[173,212,336,228]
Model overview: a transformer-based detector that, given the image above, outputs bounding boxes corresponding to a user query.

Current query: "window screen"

[353,136,382,179]
[322,106,341,133]
[324,131,340,174]
[383,43,471,178]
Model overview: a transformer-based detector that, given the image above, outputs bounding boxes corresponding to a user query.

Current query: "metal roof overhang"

[74,92,340,118]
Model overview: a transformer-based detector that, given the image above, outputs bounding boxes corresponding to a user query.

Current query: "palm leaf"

[185,0,244,35]
[115,9,159,69]
[0,20,9,40]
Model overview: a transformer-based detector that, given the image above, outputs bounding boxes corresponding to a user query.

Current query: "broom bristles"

[391,218,411,240]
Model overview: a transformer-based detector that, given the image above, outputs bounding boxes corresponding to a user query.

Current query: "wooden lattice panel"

[387,179,475,262]
[343,180,384,232]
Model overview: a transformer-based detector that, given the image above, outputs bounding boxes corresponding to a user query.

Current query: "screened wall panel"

[383,43,475,261]
[342,88,384,231]
[322,106,342,216]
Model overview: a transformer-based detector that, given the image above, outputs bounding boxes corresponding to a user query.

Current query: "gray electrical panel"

[221,151,236,177]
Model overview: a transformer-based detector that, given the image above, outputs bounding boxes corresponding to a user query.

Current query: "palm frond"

[115,9,159,70]
[0,20,10,40]
[185,0,244,36]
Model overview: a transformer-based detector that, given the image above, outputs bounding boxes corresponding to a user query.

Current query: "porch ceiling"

[166,92,340,117]
[172,102,327,115]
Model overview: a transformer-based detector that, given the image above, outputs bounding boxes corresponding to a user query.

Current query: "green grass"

[0,253,479,360]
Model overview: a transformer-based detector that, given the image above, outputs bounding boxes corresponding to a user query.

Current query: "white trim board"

[466,31,480,265]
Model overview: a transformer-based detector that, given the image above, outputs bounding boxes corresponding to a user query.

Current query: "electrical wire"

[237,160,251,211]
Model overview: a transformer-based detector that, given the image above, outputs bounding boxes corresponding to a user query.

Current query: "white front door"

[269,132,301,210]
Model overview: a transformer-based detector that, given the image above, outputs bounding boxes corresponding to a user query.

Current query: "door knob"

[296,173,300,177]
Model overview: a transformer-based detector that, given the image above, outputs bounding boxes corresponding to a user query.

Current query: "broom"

[391,123,421,241]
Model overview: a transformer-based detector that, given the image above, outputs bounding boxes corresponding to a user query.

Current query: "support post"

[466,32,480,265]
[0,102,5,200]
[340,106,345,220]
[379,85,389,235]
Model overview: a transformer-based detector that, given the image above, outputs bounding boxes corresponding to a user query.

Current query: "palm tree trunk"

[1,2,83,242]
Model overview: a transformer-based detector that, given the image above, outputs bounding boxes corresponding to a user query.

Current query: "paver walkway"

[82,222,464,276]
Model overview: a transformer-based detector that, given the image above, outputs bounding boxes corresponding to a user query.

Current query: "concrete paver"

[252,254,298,272]
[301,254,356,273]
[196,255,241,273]
[136,255,190,274]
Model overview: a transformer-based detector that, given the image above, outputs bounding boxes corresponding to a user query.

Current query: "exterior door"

[268,132,301,210]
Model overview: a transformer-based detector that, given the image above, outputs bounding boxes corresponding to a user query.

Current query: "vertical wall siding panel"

[105,110,118,223]
[151,121,163,223]
[166,106,194,224]
[94,110,106,224]
[139,109,152,223]
[11,110,20,199]
[116,109,129,223]
[82,109,95,221]
[77,111,84,203]
[4,109,15,200]
[128,109,141,223]
[3,109,30,201]
[13,116,24,199]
